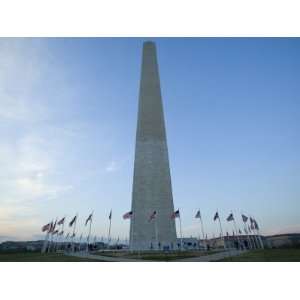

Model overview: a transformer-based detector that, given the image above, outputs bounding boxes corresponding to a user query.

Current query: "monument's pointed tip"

[143,40,156,48]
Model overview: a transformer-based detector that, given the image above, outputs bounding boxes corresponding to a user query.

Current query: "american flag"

[226,213,234,222]
[49,220,56,233]
[213,212,219,221]
[123,211,133,219]
[195,210,201,219]
[171,209,180,219]
[148,211,157,222]
[41,222,51,232]
[57,217,65,225]
[253,219,259,230]
[69,215,77,227]
[85,212,93,226]
[242,214,248,223]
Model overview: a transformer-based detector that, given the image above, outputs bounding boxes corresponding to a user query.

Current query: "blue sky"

[0,38,299,242]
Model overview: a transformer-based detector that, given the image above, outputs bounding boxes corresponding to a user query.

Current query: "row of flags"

[122,209,259,229]
[42,214,93,233]
[214,211,260,230]
[41,208,262,253]
[42,210,261,237]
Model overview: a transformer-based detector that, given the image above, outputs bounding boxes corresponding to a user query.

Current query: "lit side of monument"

[130,41,177,250]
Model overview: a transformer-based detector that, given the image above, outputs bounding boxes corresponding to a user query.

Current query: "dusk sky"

[0,37,299,242]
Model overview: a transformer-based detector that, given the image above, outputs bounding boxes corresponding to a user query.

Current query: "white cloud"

[0,39,74,241]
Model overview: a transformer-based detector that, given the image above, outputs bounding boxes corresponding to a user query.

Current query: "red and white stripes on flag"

[123,211,133,219]
[148,211,157,222]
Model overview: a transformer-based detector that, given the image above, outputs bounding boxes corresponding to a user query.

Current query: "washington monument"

[130,41,177,250]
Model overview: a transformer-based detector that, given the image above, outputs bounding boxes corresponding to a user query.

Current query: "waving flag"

[213,212,219,221]
[49,220,57,233]
[123,211,133,219]
[242,214,248,223]
[149,211,157,222]
[253,219,259,230]
[85,213,93,226]
[195,210,201,219]
[69,215,77,227]
[52,230,59,235]
[42,222,51,232]
[171,209,180,219]
[58,217,65,225]
[226,213,234,222]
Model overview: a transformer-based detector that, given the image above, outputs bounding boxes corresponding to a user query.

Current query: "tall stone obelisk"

[130,41,177,250]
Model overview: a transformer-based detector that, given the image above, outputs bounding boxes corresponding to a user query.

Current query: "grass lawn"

[0,252,103,262]
[218,248,300,262]
[95,250,220,261]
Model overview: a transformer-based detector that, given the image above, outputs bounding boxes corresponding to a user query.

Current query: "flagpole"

[64,234,69,251]
[256,228,264,249]
[244,224,253,250]
[241,213,253,250]
[232,216,243,250]
[253,230,259,249]
[87,216,93,252]
[198,209,206,249]
[107,211,112,248]
[129,214,133,252]
[250,215,261,249]
[41,231,49,254]
[179,214,183,251]
[216,211,226,250]
[60,221,65,250]
[71,214,77,252]
[154,217,158,250]
[249,232,257,250]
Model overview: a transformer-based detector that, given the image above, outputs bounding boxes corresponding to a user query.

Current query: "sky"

[0,37,299,242]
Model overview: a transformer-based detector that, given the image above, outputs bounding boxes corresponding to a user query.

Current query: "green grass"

[95,250,220,261]
[218,248,300,262]
[0,251,103,262]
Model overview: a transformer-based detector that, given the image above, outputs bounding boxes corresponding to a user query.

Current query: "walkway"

[68,249,245,262]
